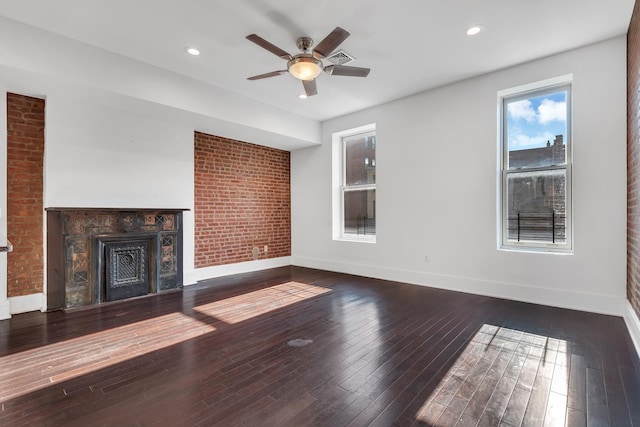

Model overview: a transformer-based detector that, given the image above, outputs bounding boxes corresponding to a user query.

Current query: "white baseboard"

[9,293,45,315]
[291,256,625,316]
[624,300,640,359]
[0,299,10,320]
[188,256,292,284]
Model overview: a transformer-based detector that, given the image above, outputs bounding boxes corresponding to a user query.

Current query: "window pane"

[344,189,376,236]
[506,169,566,243]
[344,133,376,185]
[507,90,567,169]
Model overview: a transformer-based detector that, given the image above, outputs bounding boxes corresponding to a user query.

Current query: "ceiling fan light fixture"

[288,57,323,81]
[245,27,369,96]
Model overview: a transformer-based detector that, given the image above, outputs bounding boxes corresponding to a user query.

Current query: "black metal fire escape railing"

[344,216,376,236]
[508,212,566,243]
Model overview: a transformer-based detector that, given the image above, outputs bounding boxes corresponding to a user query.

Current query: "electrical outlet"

[264,245,268,253]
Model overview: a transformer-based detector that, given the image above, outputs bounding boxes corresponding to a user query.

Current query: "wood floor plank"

[619,366,640,425]
[600,345,632,426]
[476,375,517,426]
[567,353,586,412]
[501,385,533,426]
[566,407,586,427]
[586,367,610,426]
[521,370,552,426]
[543,391,567,426]
[413,400,447,426]
[0,266,638,426]
[463,347,512,420]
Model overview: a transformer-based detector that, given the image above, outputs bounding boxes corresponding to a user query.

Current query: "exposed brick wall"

[6,93,45,297]
[629,1,640,318]
[194,132,290,268]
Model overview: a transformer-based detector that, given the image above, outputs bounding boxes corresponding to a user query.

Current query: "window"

[499,76,572,252]
[332,124,376,242]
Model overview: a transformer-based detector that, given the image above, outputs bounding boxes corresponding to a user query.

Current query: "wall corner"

[0,298,10,320]
[624,300,640,359]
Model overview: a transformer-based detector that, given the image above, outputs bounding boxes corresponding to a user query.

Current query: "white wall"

[44,92,196,288]
[44,96,194,210]
[291,36,628,316]
[0,18,320,317]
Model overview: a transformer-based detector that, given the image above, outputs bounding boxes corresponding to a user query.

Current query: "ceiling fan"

[245,27,370,97]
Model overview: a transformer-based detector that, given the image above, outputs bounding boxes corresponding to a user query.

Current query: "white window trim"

[332,123,376,243]
[497,75,573,254]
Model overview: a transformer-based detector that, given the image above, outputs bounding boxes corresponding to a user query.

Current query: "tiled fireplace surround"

[46,209,185,310]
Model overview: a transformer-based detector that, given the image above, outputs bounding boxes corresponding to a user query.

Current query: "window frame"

[498,76,573,253]
[332,123,377,243]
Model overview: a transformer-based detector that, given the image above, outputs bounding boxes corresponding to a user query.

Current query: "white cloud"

[508,98,566,125]
[509,131,555,150]
[537,99,566,124]
[508,99,536,122]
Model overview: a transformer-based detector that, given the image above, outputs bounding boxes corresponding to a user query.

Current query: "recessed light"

[298,94,308,99]
[466,25,484,36]
[185,46,200,56]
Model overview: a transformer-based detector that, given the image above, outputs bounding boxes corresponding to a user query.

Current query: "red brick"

[6,93,45,297]
[629,4,640,317]
[194,132,290,268]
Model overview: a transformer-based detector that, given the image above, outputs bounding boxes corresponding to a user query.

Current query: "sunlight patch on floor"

[0,281,331,403]
[0,312,215,401]
[193,281,331,324]
[414,324,568,426]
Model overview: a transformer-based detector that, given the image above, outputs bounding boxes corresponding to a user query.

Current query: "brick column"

[6,93,45,297]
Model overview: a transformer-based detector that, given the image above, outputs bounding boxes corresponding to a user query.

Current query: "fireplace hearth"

[46,208,186,310]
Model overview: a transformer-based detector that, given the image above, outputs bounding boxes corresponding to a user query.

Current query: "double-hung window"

[499,76,572,252]
[332,124,376,242]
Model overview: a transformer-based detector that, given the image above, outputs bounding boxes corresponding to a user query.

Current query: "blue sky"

[507,91,567,151]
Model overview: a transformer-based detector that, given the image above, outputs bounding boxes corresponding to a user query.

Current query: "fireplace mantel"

[46,208,187,310]
[46,207,190,212]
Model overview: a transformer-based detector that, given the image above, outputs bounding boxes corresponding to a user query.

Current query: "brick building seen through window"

[506,134,567,244]
[343,131,376,237]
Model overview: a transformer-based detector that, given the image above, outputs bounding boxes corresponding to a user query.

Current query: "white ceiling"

[0,0,634,122]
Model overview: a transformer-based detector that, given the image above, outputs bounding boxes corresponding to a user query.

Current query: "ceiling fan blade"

[247,70,287,80]
[302,79,318,97]
[324,65,370,77]
[246,34,293,60]
[313,27,350,58]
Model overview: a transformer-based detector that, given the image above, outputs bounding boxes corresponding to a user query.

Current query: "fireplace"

[100,236,153,302]
[46,208,186,310]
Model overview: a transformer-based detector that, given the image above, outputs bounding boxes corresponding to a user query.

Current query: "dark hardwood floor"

[1,266,639,426]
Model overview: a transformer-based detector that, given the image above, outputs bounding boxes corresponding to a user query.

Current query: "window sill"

[499,244,573,255]
[335,235,376,244]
